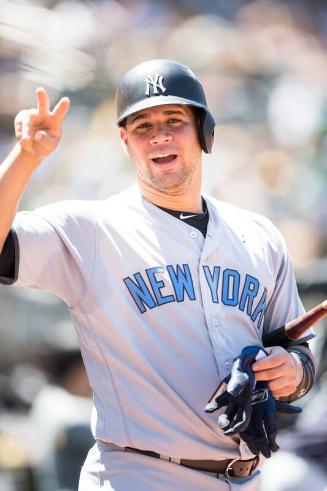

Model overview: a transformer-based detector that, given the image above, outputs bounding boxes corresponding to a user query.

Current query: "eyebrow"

[128,109,187,124]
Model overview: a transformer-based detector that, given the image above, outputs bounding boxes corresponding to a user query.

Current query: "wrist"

[280,347,315,403]
[290,352,304,388]
[14,143,44,169]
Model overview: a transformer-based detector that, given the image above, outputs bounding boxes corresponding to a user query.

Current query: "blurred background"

[0,0,326,489]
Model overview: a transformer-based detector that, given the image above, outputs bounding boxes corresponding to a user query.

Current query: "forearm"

[0,144,42,252]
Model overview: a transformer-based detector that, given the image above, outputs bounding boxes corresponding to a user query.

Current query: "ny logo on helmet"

[144,74,166,96]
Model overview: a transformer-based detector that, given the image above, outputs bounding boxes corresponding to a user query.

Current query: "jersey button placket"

[200,228,226,378]
[210,316,232,377]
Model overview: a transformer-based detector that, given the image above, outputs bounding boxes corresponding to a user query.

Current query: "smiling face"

[120,104,203,205]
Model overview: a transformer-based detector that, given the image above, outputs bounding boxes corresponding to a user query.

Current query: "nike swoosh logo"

[179,213,198,220]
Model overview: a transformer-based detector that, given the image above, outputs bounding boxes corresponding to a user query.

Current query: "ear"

[120,127,130,156]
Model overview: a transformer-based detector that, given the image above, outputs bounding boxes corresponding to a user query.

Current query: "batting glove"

[239,381,302,458]
[205,345,302,458]
[205,346,267,434]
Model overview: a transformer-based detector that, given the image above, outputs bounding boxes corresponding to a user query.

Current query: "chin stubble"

[146,166,194,194]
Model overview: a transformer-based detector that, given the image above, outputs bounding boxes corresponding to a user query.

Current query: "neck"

[138,181,202,213]
[137,160,203,212]
[146,191,202,212]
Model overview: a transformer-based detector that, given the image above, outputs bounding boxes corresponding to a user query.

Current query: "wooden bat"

[263,300,327,347]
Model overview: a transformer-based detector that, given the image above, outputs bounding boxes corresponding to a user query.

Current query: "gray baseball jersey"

[11,185,306,464]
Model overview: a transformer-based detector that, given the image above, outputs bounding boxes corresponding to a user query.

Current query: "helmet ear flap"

[198,110,215,154]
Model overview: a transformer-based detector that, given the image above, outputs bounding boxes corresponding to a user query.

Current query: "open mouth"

[152,154,177,164]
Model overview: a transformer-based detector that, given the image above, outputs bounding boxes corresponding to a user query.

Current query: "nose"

[149,124,173,145]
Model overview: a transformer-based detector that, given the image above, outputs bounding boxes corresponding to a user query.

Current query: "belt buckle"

[224,456,259,480]
[224,458,241,479]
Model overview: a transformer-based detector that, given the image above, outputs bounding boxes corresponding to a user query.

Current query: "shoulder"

[100,186,154,227]
[16,186,144,234]
[14,189,134,229]
[36,199,100,221]
[205,195,287,251]
[13,200,101,236]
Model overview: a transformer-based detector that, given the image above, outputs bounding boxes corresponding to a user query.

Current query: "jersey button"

[190,231,197,239]
[213,319,219,327]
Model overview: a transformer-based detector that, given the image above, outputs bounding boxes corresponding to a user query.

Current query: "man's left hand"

[251,346,303,398]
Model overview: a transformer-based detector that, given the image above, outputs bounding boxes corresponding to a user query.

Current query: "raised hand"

[14,88,70,160]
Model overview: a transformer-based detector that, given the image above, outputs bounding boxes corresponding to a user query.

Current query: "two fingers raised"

[15,88,70,153]
[36,87,70,123]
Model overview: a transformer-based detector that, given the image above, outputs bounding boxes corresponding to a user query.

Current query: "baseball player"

[0,59,316,491]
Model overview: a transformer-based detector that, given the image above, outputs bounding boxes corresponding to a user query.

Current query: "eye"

[167,118,181,124]
[136,122,151,129]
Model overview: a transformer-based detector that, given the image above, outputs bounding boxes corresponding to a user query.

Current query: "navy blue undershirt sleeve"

[0,230,19,285]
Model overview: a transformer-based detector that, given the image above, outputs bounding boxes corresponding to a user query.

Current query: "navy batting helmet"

[115,59,215,153]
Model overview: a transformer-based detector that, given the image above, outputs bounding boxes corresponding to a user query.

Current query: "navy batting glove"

[204,345,302,458]
[239,382,302,458]
[205,346,268,434]
[239,381,278,458]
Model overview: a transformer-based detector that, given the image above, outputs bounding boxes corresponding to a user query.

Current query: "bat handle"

[263,300,327,347]
[285,300,327,340]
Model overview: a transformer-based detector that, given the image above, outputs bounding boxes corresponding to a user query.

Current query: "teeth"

[153,154,170,158]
